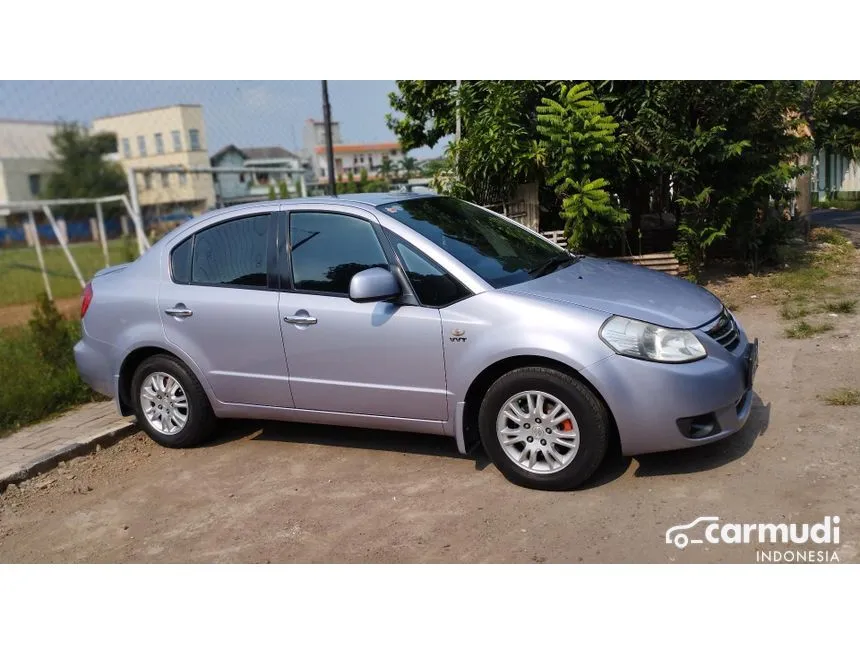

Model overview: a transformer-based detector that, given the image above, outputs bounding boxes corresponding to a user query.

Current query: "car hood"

[503,257,723,328]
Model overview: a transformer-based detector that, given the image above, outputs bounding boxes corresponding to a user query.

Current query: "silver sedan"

[75,194,757,490]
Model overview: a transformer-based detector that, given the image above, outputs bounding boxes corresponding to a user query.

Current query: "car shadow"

[632,393,770,478]
[211,418,468,462]
[206,392,769,486]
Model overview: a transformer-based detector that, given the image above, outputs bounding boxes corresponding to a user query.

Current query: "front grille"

[703,309,740,351]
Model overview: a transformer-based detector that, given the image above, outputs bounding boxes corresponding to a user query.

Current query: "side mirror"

[349,267,401,303]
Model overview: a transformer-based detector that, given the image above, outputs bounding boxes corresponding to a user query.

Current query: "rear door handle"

[165,304,193,318]
[284,315,317,325]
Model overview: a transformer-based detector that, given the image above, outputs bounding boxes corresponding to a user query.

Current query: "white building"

[0,119,59,223]
[814,149,860,200]
[302,118,403,184]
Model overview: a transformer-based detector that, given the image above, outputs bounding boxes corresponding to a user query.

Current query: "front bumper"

[581,322,756,456]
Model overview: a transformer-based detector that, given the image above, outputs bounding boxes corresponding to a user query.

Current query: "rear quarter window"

[171,237,192,284]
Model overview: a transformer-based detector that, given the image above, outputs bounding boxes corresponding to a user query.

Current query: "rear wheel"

[131,355,215,448]
[478,366,610,490]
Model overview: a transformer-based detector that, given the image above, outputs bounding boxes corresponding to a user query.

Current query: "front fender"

[439,292,614,441]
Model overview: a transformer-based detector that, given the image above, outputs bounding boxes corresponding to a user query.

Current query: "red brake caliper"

[560,419,573,432]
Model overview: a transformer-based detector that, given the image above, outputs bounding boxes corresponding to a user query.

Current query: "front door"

[159,212,294,408]
[278,210,447,420]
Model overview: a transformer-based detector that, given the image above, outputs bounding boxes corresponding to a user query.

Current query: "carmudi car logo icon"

[665,517,720,549]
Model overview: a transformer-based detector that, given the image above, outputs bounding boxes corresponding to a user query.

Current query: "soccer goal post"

[0,194,148,300]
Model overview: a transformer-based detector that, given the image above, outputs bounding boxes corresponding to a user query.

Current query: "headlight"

[599,315,706,363]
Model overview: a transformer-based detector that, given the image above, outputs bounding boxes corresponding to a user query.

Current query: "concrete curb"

[0,420,137,493]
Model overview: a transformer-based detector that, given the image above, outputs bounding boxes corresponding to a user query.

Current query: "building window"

[143,172,152,190]
[28,174,41,197]
[189,129,201,151]
[171,130,182,152]
[320,167,326,178]
[257,172,269,185]
[154,133,164,155]
[179,172,187,186]
[121,138,131,158]
[239,173,246,183]
[161,172,169,188]
[137,135,147,157]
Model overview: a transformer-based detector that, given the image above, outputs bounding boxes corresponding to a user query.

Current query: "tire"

[478,366,610,491]
[130,354,216,448]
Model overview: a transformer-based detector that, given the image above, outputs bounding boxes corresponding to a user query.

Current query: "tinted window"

[192,214,269,287]
[377,197,569,288]
[290,212,387,295]
[388,233,470,307]
[171,237,192,284]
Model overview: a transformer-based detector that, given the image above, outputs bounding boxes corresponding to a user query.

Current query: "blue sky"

[0,80,444,158]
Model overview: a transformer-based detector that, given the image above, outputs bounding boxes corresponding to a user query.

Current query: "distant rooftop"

[92,103,203,121]
[243,146,298,160]
[313,142,401,154]
[0,119,62,159]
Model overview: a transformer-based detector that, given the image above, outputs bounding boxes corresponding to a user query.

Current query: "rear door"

[159,211,294,408]
[277,208,448,420]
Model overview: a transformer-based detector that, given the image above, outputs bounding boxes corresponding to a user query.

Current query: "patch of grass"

[770,265,830,293]
[0,239,126,307]
[823,299,857,314]
[784,320,835,339]
[810,227,852,247]
[780,303,811,320]
[821,388,860,406]
[0,310,101,437]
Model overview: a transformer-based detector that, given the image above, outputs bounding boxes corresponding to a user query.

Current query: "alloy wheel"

[495,390,580,474]
[140,371,189,435]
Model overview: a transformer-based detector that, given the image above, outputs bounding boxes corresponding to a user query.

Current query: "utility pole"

[322,80,337,196]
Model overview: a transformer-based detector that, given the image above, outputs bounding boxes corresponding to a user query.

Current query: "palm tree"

[399,156,417,180]
[379,158,394,181]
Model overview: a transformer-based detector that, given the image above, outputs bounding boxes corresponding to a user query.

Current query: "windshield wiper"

[528,253,579,278]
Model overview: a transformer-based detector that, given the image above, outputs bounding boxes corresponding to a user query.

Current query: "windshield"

[377,197,571,288]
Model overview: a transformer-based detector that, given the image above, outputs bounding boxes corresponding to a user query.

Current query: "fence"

[542,229,684,276]
[0,217,125,246]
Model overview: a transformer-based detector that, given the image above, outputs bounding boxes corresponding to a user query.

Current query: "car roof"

[290,192,436,207]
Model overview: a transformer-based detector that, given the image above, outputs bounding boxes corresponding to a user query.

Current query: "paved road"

[810,209,860,244]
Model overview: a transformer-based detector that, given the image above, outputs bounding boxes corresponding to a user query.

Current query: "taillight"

[81,282,93,318]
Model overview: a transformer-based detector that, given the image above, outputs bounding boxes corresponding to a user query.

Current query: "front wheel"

[130,354,215,448]
[478,367,610,490]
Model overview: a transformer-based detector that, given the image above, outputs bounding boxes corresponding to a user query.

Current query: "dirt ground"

[1,233,859,563]
[0,297,79,329]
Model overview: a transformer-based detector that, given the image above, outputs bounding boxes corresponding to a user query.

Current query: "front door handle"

[165,304,193,318]
[284,315,317,325]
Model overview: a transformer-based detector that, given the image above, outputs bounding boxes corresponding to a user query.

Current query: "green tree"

[399,156,417,180]
[44,122,127,202]
[379,158,394,181]
[387,81,459,151]
[346,170,357,193]
[536,82,627,250]
[267,184,276,200]
[278,180,288,199]
[359,167,369,192]
[294,177,303,196]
